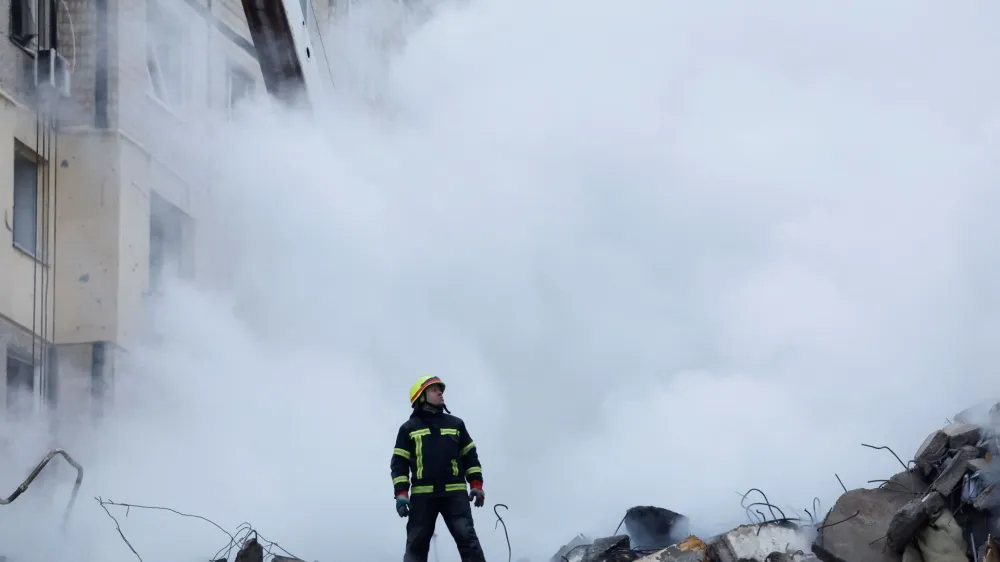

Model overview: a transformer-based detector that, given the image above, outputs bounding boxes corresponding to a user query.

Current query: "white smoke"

[4,0,1000,561]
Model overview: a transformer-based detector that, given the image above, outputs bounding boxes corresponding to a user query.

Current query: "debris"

[943,423,982,449]
[272,557,304,562]
[709,521,811,562]
[931,445,979,496]
[634,536,707,562]
[234,538,264,562]
[886,470,930,495]
[623,506,690,550]
[812,487,912,562]
[914,431,949,477]
[551,534,593,562]
[886,492,945,552]
[764,553,819,562]
[912,508,967,562]
[581,535,637,562]
[984,535,1000,562]
[974,483,1000,510]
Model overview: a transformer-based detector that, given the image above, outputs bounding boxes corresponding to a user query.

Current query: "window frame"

[8,0,36,50]
[5,352,38,413]
[225,63,256,120]
[146,0,188,110]
[11,146,39,258]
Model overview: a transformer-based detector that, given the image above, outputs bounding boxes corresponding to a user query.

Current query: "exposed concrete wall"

[52,130,122,344]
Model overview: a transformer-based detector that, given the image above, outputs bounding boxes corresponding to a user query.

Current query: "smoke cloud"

[4,0,1000,561]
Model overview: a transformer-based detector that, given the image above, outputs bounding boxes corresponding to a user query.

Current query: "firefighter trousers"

[403,493,486,562]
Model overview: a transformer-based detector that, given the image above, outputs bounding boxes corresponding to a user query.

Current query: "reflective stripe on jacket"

[390,408,483,497]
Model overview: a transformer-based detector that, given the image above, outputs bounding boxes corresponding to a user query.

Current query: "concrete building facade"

[0,0,332,421]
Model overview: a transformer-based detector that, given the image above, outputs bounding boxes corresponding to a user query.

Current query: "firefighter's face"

[424,384,444,406]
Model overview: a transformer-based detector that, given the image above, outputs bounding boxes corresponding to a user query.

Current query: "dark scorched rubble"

[545,400,1000,562]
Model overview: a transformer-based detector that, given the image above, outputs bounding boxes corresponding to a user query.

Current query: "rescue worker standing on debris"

[391,375,488,562]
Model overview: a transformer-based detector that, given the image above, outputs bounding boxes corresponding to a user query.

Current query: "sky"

[6,0,1000,561]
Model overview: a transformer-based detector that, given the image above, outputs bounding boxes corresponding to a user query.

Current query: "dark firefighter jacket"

[390,408,483,497]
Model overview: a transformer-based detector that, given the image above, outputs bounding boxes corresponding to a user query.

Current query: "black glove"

[396,494,410,517]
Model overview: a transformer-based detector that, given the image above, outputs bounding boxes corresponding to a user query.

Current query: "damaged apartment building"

[0,0,334,421]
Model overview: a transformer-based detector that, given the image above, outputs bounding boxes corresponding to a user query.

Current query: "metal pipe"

[0,448,83,528]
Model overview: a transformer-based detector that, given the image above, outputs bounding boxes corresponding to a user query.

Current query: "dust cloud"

[5,0,1000,561]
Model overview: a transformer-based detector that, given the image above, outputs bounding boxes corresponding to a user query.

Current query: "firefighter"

[390,375,488,562]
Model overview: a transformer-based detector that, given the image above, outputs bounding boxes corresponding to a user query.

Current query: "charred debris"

[547,400,1000,562]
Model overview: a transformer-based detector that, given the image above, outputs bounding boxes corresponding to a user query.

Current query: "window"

[6,354,35,412]
[149,191,189,293]
[12,149,38,256]
[146,0,185,108]
[9,0,36,48]
[226,65,255,120]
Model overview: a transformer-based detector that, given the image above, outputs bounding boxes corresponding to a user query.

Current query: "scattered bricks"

[812,488,912,562]
[886,492,945,553]
[914,431,949,476]
[942,423,981,449]
[931,446,978,496]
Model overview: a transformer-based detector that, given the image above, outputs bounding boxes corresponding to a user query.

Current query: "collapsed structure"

[549,400,1000,562]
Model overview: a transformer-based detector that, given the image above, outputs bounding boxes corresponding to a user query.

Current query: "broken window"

[6,354,35,412]
[12,148,39,256]
[9,0,36,48]
[226,64,255,120]
[146,0,185,108]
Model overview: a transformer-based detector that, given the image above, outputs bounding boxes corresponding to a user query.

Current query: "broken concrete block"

[272,557,304,562]
[943,422,981,449]
[709,521,810,562]
[624,506,690,550]
[886,492,945,553]
[582,535,638,562]
[968,457,990,473]
[886,470,930,495]
[931,445,979,496]
[914,430,949,475]
[812,487,912,562]
[635,536,707,562]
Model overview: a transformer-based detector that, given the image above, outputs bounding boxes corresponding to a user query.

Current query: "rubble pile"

[548,401,1000,562]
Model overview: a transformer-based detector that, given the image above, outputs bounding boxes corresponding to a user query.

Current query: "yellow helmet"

[409,375,446,405]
